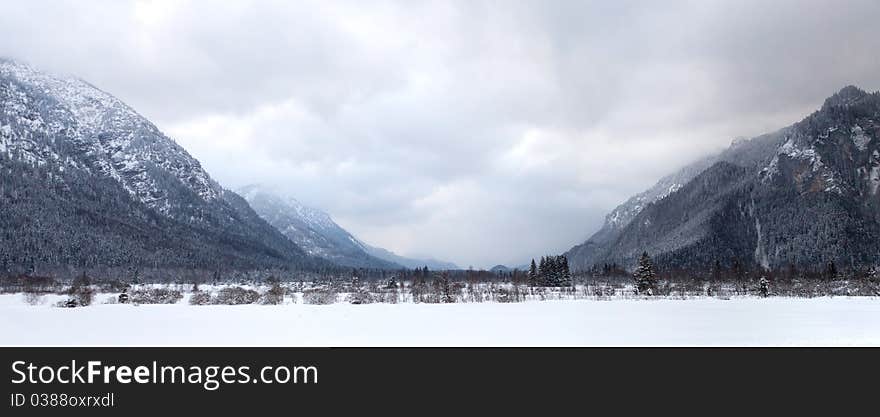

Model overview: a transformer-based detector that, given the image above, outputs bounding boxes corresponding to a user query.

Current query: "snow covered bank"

[1,295,879,346]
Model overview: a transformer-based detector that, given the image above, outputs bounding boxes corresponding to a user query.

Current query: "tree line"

[528,255,572,287]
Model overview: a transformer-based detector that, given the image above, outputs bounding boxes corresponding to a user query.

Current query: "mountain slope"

[239,185,399,269]
[240,185,459,270]
[567,86,880,272]
[0,58,327,275]
[566,129,787,271]
[359,244,459,270]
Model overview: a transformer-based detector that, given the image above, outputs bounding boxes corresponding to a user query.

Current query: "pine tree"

[633,252,657,296]
[528,259,538,287]
[538,256,547,286]
[553,256,561,286]
[559,255,572,287]
[548,256,561,286]
[541,256,553,287]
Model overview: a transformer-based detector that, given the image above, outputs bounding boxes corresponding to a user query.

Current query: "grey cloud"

[2,0,879,267]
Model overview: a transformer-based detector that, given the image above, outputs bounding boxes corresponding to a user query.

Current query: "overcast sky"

[2,0,880,268]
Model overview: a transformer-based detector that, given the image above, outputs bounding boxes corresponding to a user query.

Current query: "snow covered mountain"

[240,185,458,270]
[566,128,785,271]
[0,58,328,274]
[359,244,459,270]
[239,184,398,269]
[566,86,880,272]
[0,58,221,213]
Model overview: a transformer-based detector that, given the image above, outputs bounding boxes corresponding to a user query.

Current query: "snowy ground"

[1,295,879,346]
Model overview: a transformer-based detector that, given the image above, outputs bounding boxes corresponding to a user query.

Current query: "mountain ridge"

[566,85,880,273]
[0,58,330,276]
[239,184,460,270]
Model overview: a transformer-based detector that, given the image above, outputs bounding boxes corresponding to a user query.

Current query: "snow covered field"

[1,295,879,346]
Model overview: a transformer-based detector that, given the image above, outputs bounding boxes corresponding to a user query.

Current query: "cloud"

[2,0,879,267]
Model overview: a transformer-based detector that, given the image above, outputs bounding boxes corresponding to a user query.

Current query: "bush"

[23,292,45,306]
[56,298,78,308]
[346,285,375,304]
[302,287,337,305]
[130,288,183,304]
[68,275,94,306]
[494,287,514,303]
[375,290,398,304]
[76,291,93,306]
[189,291,212,306]
[490,286,525,303]
[260,284,285,305]
[592,285,615,298]
[214,287,260,305]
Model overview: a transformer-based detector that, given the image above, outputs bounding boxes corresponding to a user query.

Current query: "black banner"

[0,348,874,415]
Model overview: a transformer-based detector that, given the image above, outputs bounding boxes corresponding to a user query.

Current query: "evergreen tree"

[538,256,547,286]
[554,256,562,286]
[633,252,657,295]
[559,255,572,287]
[549,255,561,286]
[545,256,557,286]
[528,259,538,287]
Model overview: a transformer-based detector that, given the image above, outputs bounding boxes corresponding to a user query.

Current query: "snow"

[1,295,878,346]
[869,150,880,195]
[763,135,846,194]
[869,164,880,195]
[851,125,871,151]
[0,58,223,210]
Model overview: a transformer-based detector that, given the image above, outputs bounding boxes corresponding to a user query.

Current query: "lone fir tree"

[633,252,657,295]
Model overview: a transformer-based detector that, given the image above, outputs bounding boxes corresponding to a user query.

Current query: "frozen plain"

[1,295,879,346]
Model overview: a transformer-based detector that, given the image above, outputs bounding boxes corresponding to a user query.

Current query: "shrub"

[130,288,183,304]
[375,290,398,304]
[302,287,337,305]
[346,283,375,304]
[491,286,524,303]
[214,287,260,305]
[23,292,45,306]
[69,275,94,306]
[260,284,285,305]
[56,298,78,308]
[494,287,513,303]
[76,291,93,306]
[189,291,212,306]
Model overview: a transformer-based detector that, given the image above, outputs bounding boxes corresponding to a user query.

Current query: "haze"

[2,0,879,267]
